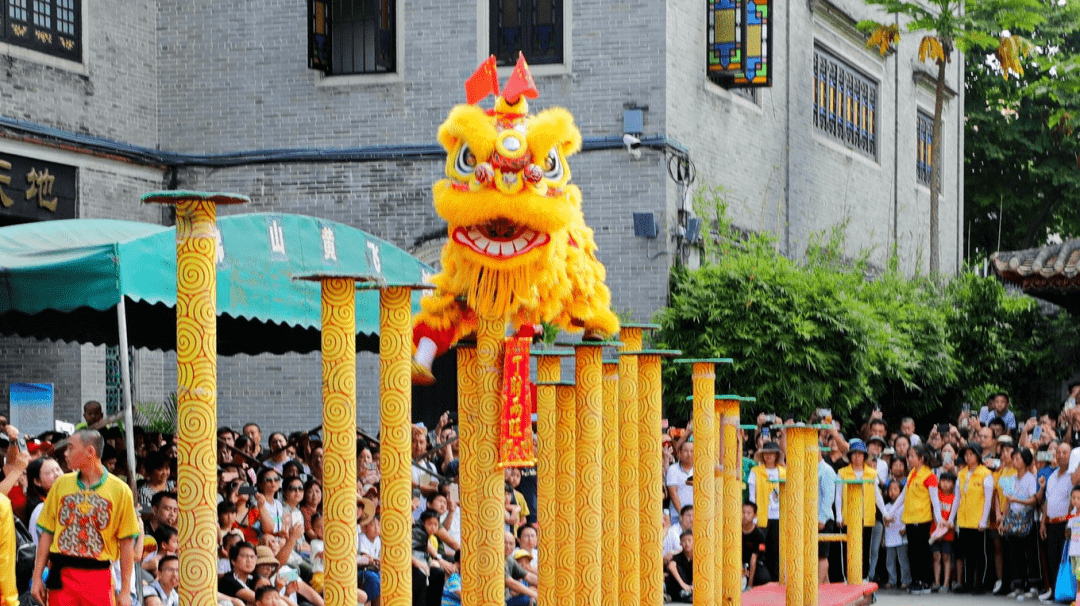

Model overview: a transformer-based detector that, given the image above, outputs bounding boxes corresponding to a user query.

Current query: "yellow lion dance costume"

[412,54,620,383]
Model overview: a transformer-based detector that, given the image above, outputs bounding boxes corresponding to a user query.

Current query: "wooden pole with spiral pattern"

[532,350,572,606]
[456,343,480,604]
[801,427,820,606]
[377,285,418,606]
[461,316,506,606]
[633,348,680,606]
[318,277,361,606]
[554,382,578,605]
[142,190,246,606]
[601,360,621,606]
[574,342,605,606]
[617,326,645,606]
[782,427,805,606]
[717,395,753,606]
[673,359,729,606]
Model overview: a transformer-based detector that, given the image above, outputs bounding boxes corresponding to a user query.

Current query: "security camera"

[623,134,642,159]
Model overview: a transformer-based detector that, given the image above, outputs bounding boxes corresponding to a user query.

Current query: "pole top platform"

[553,340,624,348]
[293,274,433,290]
[716,395,757,402]
[141,190,250,205]
[673,358,734,364]
[530,349,575,357]
[619,322,661,330]
[619,349,682,357]
[535,381,576,387]
[602,359,620,365]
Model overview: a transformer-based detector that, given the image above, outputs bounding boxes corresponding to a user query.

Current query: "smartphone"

[761,426,771,441]
[942,451,953,465]
[15,435,27,454]
[1031,408,1038,420]
[962,402,970,413]
[1033,426,1042,442]
[1037,451,1053,462]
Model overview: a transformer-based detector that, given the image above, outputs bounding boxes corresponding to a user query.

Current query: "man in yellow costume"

[31,429,139,606]
[411,54,619,383]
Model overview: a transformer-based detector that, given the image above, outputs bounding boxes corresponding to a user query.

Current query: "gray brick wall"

[0,0,963,434]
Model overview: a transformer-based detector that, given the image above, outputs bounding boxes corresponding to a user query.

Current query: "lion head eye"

[455,144,477,175]
[543,150,563,181]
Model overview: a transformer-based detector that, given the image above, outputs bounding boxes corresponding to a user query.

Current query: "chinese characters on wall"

[0,153,77,221]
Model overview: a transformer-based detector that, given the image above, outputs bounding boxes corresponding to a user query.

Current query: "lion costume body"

[412,55,619,383]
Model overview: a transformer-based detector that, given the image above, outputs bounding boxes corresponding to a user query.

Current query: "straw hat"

[357,497,377,525]
[256,545,279,567]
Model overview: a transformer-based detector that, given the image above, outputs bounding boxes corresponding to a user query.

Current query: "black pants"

[1007,529,1041,591]
[412,565,446,606]
[764,518,780,586]
[751,560,772,586]
[957,527,987,590]
[905,522,933,587]
[1046,521,1068,593]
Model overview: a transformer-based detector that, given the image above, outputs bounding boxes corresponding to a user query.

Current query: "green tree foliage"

[858,0,1044,274]
[965,0,1080,258]
[654,189,1077,427]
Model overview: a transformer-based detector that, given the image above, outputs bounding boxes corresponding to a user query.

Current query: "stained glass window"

[917,110,933,187]
[707,0,742,82]
[2,0,80,62]
[813,46,877,159]
[732,0,770,86]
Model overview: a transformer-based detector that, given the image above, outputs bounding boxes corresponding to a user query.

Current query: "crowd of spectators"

[662,386,1080,603]
[5,384,1080,606]
[0,403,547,606]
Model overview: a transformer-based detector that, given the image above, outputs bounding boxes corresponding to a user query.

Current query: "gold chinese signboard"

[0,153,77,221]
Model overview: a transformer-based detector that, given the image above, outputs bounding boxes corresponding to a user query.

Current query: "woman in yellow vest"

[891,444,944,595]
[748,440,785,590]
[834,439,886,582]
[954,441,993,593]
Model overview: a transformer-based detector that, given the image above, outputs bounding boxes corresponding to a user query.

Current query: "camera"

[937,423,949,435]
[237,484,257,496]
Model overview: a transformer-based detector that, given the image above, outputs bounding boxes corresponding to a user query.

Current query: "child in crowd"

[741,502,770,588]
[931,471,957,592]
[1067,485,1080,606]
[666,530,694,602]
[883,480,911,590]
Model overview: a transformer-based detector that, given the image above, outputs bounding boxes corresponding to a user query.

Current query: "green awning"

[0,214,434,354]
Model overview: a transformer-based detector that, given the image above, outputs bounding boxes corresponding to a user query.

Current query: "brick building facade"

[0,0,962,434]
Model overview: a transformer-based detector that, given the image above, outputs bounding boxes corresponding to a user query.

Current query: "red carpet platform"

[743,582,879,606]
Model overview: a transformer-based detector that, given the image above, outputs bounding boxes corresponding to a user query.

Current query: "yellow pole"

[555,382,578,605]
[601,360,620,606]
[782,427,805,606]
[533,351,571,606]
[457,344,479,600]
[320,277,359,606]
[618,327,643,606]
[801,427,820,606]
[674,360,720,606]
[460,316,506,606]
[846,479,866,583]
[143,190,246,606]
[575,342,604,606]
[719,398,742,606]
[379,286,414,606]
[637,349,679,606]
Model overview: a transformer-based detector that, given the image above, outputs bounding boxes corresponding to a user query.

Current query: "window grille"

[308,0,395,75]
[490,0,562,66]
[917,110,934,187]
[813,46,877,159]
[2,0,81,62]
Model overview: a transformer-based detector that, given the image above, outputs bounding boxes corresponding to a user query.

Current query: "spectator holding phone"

[979,393,1017,432]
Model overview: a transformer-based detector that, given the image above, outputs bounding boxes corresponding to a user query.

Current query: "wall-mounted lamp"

[633,212,659,239]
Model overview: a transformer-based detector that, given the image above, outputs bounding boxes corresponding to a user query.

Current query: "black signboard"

[0,153,77,221]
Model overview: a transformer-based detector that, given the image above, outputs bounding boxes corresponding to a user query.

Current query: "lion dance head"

[412,54,620,384]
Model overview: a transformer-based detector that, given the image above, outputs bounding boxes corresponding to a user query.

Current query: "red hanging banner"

[499,336,535,468]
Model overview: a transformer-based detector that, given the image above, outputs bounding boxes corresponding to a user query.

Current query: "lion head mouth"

[451,218,551,259]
